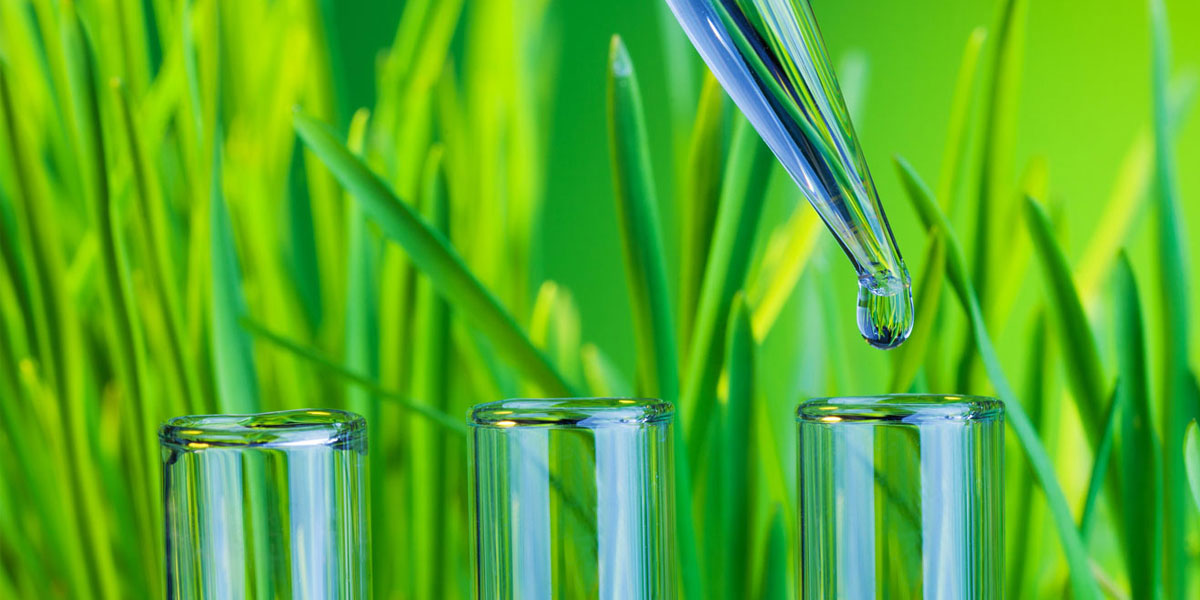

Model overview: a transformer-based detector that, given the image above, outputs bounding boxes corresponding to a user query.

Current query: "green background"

[332,0,1200,376]
[2,0,1199,596]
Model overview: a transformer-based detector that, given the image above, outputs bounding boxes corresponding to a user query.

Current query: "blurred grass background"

[1,0,1199,597]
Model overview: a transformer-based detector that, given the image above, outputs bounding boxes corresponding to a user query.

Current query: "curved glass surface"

[470,398,676,599]
[162,409,369,598]
[797,395,1003,598]
[663,0,914,348]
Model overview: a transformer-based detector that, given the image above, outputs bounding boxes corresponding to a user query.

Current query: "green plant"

[0,0,1197,597]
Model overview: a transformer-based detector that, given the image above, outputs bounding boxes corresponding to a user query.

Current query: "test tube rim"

[159,408,366,450]
[469,397,673,429]
[796,393,1002,424]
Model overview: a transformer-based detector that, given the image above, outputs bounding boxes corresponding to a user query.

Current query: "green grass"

[0,0,1198,597]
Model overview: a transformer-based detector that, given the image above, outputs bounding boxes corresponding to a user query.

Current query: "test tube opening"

[470,398,676,599]
[161,409,370,598]
[796,395,1003,598]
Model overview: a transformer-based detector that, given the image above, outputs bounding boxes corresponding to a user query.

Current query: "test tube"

[161,409,370,598]
[469,398,676,599]
[797,395,1003,598]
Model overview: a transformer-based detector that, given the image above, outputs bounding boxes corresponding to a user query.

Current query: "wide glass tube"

[469,398,676,599]
[161,409,370,598]
[797,395,1003,598]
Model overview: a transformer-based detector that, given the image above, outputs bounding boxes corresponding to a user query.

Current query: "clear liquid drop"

[856,271,914,350]
[664,0,914,349]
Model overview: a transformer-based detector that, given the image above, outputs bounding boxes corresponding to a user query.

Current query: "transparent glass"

[797,395,1003,598]
[662,0,913,348]
[469,398,676,599]
[161,409,370,598]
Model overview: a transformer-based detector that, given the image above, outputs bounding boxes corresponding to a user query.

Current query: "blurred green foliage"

[1,0,1199,597]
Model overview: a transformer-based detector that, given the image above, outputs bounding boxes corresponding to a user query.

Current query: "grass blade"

[209,127,260,414]
[894,155,1100,599]
[606,35,679,403]
[410,144,454,598]
[654,0,698,145]
[293,110,573,397]
[748,204,821,341]
[1148,1,1194,594]
[62,8,160,594]
[1075,75,1198,297]
[110,78,201,413]
[339,107,390,593]
[716,293,755,599]
[970,0,1027,306]
[955,0,1027,392]
[758,506,789,599]
[1005,311,1049,597]
[530,281,583,388]
[681,115,773,446]
[580,343,631,397]
[1112,253,1162,600]
[680,72,724,346]
[343,108,376,415]
[1079,387,1118,536]
[1186,421,1200,513]
[1023,197,1108,445]
[0,46,62,420]
[889,232,945,392]
[988,157,1047,328]
[243,319,468,434]
[936,27,988,212]
[674,115,772,600]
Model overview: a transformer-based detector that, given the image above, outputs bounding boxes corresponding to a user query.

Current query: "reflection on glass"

[161,409,370,598]
[470,398,675,599]
[662,0,914,348]
[797,395,1002,598]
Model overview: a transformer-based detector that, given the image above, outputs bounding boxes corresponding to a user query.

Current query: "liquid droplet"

[856,272,914,350]
[663,0,916,350]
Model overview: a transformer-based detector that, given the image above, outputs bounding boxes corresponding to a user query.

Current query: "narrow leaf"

[63,12,158,593]
[1113,253,1162,600]
[1148,1,1193,594]
[889,232,945,392]
[530,281,582,387]
[111,78,199,413]
[243,319,467,434]
[653,1,698,139]
[1024,197,1107,445]
[674,113,773,600]
[894,155,1100,599]
[293,111,573,397]
[410,143,454,599]
[682,115,773,447]
[748,205,821,341]
[1075,76,1198,297]
[1185,421,1200,513]
[1006,311,1049,597]
[680,72,724,345]
[209,130,260,414]
[758,507,789,599]
[971,0,1028,308]
[718,293,755,598]
[956,0,1027,392]
[606,35,679,403]
[936,27,988,211]
[1079,387,1118,536]
[581,343,631,398]
[343,108,376,416]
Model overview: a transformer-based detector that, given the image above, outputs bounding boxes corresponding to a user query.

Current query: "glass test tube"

[797,395,1003,598]
[161,409,370,598]
[470,398,676,599]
